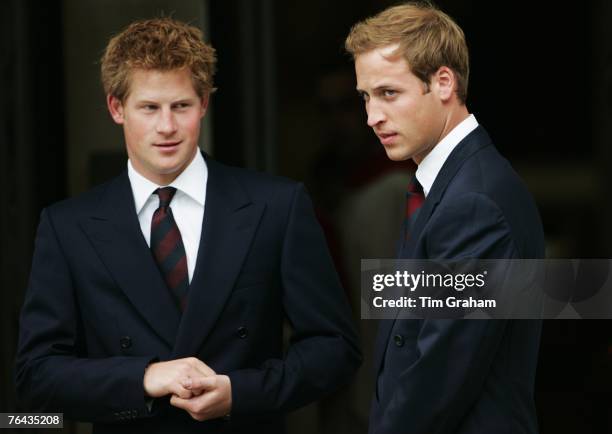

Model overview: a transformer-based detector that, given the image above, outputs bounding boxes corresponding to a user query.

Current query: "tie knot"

[405,177,425,221]
[407,177,424,196]
[155,187,177,209]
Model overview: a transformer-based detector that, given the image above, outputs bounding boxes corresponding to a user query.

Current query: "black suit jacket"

[15,155,361,433]
[369,126,544,434]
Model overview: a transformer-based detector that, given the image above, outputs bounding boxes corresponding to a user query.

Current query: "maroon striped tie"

[151,187,188,311]
[404,177,425,241]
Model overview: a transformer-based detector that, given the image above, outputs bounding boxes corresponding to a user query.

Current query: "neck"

[439,104,470,142]
[130,148,198,187]
[413,105,470,165]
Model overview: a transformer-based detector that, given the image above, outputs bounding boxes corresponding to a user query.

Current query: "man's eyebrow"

[134,97,197,104]
[133,98,159,104]
[356,84,397,95]
[372,84,397,91]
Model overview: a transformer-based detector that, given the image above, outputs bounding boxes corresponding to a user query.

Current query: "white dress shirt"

[127,151,208,283]
[416,114,479,197]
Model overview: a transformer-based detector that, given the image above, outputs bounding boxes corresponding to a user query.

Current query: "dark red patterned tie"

[151,187,188,311]
[404,177,425,241]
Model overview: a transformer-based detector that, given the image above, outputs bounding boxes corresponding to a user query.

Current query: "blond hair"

[101,17,216,101]
[345,2,469,103]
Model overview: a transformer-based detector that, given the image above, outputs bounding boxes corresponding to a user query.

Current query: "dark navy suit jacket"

[15,155,361,433]
[369,126,544,434]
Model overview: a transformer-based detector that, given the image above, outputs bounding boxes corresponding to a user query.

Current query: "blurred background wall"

[2,0,612,433]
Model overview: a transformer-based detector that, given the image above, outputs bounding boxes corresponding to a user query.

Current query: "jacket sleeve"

[228,183,362,416]
[15,209,156,423]
[377,192,520,434]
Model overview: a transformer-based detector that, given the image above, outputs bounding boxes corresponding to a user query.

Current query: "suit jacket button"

[393,334,404,347]
[237,326,248,339]
[120,336,132,349]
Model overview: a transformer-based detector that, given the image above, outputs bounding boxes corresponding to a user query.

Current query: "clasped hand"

[143,357,231,421]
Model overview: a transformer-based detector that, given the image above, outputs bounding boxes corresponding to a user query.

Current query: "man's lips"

[153,140,181,148]
[376,132,398,145]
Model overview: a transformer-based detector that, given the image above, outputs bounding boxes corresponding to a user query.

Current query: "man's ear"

[432,66,456,102]
[107,95,125,125]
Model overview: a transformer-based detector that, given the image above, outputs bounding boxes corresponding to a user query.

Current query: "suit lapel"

[374,126,494,375]
[80,172,180,349]
[172,158,264,357]
[402,126,493,258]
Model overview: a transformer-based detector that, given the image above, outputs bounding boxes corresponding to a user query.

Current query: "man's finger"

[169,382,193,399]
[184,375,216,392]
[181,377,193,389]
[171,390,210,414]
[170,394,190,410]
[180,378,203,396]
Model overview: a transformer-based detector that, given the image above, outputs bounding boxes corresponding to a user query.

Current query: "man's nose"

[366,103,385,127]
[156,108,178,135]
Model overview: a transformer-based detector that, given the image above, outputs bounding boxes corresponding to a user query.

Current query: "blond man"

[16,17,361,434]
[346,3,544,434]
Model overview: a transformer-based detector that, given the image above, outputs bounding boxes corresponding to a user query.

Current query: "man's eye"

[142,105,157,111]
[383,89,396,97]
[174,103,191,109]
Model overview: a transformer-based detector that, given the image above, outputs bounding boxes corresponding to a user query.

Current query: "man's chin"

[142,163,185,184]
[384,147,412,162]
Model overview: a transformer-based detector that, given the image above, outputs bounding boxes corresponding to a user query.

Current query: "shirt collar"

[170,150,207,207]
[127,150,208,214]
[416,114,478,196]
